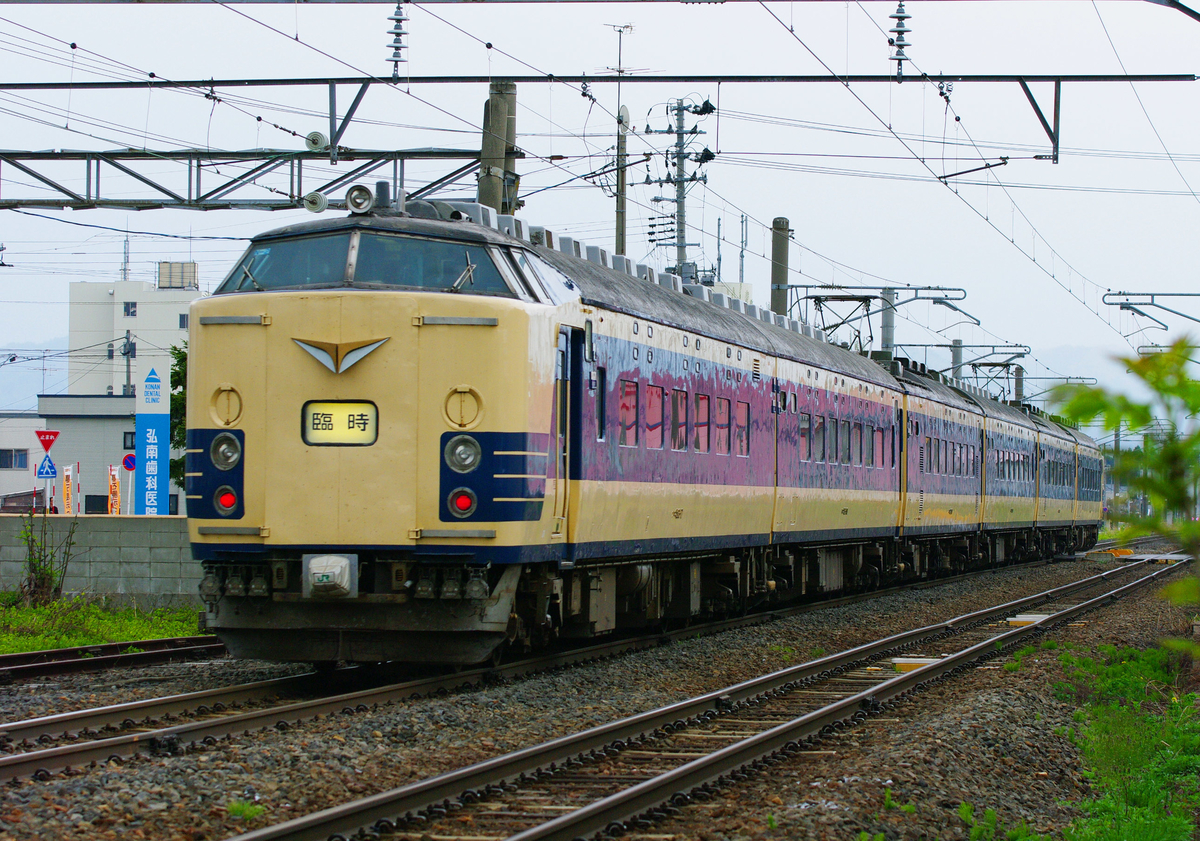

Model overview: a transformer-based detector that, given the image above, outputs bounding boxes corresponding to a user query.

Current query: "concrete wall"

[0,513,199,609]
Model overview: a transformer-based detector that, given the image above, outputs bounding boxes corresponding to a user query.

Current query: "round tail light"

[447,488,477,518]
[214,486,238,516]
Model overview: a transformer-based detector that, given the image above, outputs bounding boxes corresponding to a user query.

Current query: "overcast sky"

[1,0,1198,439]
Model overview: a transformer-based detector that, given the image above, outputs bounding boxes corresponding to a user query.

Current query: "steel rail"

[512,560,1188,841]
[222,559,1163,841]
[0,637,225,682]
[0,671,329,746]
[0,542,1153,777]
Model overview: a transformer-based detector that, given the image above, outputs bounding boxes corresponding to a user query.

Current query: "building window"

[123,431,136,450]
[179,313,189,329]
[123,301,137,317]
[0,449,29,469]
[107,343,114,359]
[169,494,180,515]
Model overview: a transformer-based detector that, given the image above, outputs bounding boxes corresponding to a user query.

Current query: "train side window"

[646,385,665,449]
[874,427,884,468]
[694,394,711,453]
[812,415,826,462]
[828,418,840,464]
[789,392,797,413]
[839,420,851,464]
[799,413,811,460]
[734,401,751,457]
[923,437,931,473]
[596,367,607,441]
[671,389,689,451]
[851,423,863,466]
[715,398,732,455]
[864,424,874,467]
[889,425,895,469]
[931,437,939,474]
[618,380,638,447]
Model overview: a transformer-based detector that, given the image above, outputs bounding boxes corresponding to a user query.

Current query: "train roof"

[246,212,1099,452]
[535,245,904,391]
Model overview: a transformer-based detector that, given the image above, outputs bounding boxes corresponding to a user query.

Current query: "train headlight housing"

[444,435,482,473]
[225,575,246,598]
[210,432,242,471]
[199,573,221,601]
[214,486,238,516]
[447,487,477,518]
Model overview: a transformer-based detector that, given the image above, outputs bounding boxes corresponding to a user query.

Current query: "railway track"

[219,552,1189,841]
[0,636,225,683]
[0,540,1165,783]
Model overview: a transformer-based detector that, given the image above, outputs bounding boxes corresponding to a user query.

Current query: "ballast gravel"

[0,555,1190,841]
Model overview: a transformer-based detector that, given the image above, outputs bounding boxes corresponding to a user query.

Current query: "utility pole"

[616,105,629,255]
[122,330,133,397]
[646,97,713,283]
[121,233,130,283]
[880,288,897,356]
[477,81,516,214]
[951,338,963,379]
[738,214,747,285]
[609,23,633,256]
[715,217,722,284]
[770,217,790,316]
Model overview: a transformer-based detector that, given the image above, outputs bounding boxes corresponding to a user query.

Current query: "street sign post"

[135,367,170,515]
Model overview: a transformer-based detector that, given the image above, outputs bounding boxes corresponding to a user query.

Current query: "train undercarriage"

[201,524,1098,666]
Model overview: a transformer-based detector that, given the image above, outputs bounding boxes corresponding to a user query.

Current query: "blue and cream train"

[186,198,1103,665]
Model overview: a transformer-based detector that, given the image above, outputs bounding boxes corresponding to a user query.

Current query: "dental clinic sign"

[135,367,171,515]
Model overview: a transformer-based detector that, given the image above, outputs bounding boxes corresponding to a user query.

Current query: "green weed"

[0,597,198,654]
[227,800,265,820]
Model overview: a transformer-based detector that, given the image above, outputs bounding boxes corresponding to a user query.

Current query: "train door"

[548,327,581,540]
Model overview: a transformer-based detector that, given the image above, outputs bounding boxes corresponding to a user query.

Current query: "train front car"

[186,212,577,665]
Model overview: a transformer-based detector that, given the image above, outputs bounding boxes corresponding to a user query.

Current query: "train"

[185,188,1102,666]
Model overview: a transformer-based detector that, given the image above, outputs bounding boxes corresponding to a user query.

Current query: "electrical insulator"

[888,1,911,83]
[387,1,409,78]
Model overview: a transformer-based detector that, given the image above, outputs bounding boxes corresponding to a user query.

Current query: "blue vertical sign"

[135,366,171,515]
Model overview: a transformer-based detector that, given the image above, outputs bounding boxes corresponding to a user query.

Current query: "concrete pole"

[502,83,518,215]
[1014,365,1025,402]
[1113,423,1121,497]
[615,106,628,255]
[124,329,132,397]
[770,217,790,316]
[477,82,510,213]
[674,100,688,277]
[880,288,897,357]
[951,339,963,380]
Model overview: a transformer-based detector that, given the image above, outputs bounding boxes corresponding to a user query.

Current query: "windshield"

[216,233,351,293]
[215,230,515,298]
[355,233,514,297]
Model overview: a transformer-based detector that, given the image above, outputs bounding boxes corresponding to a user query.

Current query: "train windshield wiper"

[236,257,264,291]
[450,252,476,293]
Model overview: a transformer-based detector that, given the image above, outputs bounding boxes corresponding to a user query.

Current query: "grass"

[1053,646,1200,841]
[226,800,265,821]
[0,595,199,654]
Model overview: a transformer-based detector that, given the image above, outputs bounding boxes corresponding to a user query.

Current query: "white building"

[0,411,46,502]
[68,264,201,397]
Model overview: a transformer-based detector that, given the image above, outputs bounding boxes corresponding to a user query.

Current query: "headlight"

[444,434,482,473]
[211,432,242,471]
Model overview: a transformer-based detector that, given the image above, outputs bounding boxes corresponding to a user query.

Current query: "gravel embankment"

[0,556,1187,841]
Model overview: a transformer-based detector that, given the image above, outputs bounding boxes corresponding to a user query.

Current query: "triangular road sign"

[35,430,60,453]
